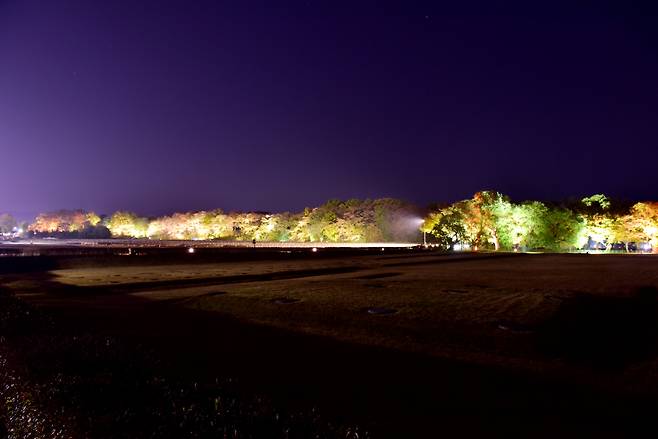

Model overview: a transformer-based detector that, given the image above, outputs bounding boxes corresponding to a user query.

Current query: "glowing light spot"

[188,247,195,254]
[312,247,318,252]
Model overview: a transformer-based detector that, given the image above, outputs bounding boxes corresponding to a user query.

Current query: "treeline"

[24,199,422,243]
[422,192,658,251]
[9,192,658,250]
[26,211,110,238]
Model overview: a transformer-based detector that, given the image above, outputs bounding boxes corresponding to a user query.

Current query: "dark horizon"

[2,0,658,220]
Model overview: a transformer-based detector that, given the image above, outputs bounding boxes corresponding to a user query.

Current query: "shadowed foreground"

[1,249,657,437]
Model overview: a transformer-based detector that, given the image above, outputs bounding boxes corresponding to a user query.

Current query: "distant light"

[188,247,195,254]
[381,247,385,251]
[312,247,318,252]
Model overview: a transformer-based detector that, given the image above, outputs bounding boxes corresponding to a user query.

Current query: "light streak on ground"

[0,239,420,249]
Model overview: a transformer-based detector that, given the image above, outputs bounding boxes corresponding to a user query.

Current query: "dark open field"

[1,247,657,437]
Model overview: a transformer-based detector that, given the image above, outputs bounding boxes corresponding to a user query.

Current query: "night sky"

[2,0,657,219]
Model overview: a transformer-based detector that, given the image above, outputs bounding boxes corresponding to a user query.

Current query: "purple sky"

[1,0,657,219]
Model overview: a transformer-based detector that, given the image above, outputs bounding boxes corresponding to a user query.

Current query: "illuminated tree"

[107,211,149,238]
[289,201,348,242]
[284,198,419,243]
[423,194,586,251]
[309,200,341,242]
[424,204,468,249]
[86,212,101,227]
[542,206,582,250]
[619,202,658,251]
[460,191,508,250]
[29,210,101,234]
[254,214,284,241]
[260,213,298,241]
[289,210,313,242]
[574,195,620,249]
[202,210,234,239]
[145,212,216,240]
[581,194,611,211]
[576,214,619,249]
[231,213,263,240]
[492,201,548,250]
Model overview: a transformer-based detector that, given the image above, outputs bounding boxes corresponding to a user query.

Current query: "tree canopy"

[423,193,657,252]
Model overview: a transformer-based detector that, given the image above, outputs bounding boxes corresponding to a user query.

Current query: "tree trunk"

[492,232,500,251]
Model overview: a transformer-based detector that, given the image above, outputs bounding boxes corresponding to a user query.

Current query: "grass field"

[1,249,657,437]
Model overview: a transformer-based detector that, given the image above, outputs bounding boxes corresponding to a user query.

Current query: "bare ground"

[1,249,657,437]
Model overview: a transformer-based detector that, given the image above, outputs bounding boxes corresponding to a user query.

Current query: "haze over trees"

[0,213,18,234]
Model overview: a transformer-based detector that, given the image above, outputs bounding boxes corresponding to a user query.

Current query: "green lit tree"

[542,206,582,250]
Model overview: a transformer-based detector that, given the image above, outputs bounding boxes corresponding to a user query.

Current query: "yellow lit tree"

[107,211,149,238]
